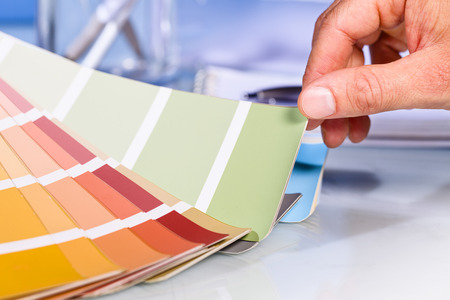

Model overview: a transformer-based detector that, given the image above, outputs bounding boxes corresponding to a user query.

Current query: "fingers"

[318,116,370,148]
[299,47,450,121]
[346,46,365,68]
[300,0,450,147]
[306,119,323,131]
[311,0,343,43]
[321,118,349,148]
[348,116,371,143]
[303,0,406,86]
[370,30,408,64]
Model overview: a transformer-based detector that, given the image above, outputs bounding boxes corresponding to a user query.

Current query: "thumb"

[298,49,450,119]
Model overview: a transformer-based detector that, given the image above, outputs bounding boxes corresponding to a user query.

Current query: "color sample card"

[0,32,307,242]
[283,163,325,222]
[0,75,247,299]
[0,31,312,298]
[282,141,327,222]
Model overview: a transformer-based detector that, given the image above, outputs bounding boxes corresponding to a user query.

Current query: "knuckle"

[314,11,327,32]
[316,10,328,25]
[315,5,338,32]
[430,54,450,92]
[347,69,385,114]
[415,50,450,107]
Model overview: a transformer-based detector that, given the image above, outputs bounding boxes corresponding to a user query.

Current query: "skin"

[297,0,450,148]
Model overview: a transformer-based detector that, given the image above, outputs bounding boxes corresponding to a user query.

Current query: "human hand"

[297,0,450,148]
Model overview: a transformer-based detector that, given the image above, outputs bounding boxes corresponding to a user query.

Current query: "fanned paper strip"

[0,79,248,299]
[0,30,307,299]
[0,32,307,242]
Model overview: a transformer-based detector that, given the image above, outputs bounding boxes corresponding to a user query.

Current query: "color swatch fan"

[0,32,307,298]
[0,77,252,298]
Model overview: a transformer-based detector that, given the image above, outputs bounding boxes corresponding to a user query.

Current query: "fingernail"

[301,87,336,119]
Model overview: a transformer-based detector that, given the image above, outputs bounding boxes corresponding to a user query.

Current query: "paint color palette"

[0,31,310,298]
[0,32,308,243]
[0,79,249,299]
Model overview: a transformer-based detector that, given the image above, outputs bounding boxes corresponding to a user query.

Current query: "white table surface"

[97,145,450,300]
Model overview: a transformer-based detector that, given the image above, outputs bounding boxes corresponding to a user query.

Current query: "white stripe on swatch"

[195,101,251,212]
[121,87,172,169]
[0,228,84,255]
[0,204,175,254]
[0,116,15,131]
[38,169,68,186]
[81,157,105,172]
[12,175,36,188]
[65,163,86,178]
[52,66,93,121]
[42,110,52,120]
[25,108,44,122]
[0,157,111,190]
[120,204,173,228]
[0,36,15,64]
[172,201,192,214]
[84,219,123,240]
[66,157,106,177]
[0,235,53,255]
[50,228,84,244]
[121,212,151,228]
[12,113,29,125]
[105,157,120,168]
[145,204,173,220]
[0,179,14,190]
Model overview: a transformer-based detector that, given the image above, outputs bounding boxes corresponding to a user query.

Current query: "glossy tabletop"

[98,145,450,300]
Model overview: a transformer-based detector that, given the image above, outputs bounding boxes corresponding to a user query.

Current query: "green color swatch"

[64,72,159,160]
[133,90,238,205]
[207,104,306,240]
[0,43,79,112]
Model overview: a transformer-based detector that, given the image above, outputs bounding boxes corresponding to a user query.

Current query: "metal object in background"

[36,0,179,84]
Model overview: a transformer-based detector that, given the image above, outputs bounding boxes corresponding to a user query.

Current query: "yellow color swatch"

[58,238,122,278]
[0,187,48,243]
[19,183,77,233]
[0,245,84,299]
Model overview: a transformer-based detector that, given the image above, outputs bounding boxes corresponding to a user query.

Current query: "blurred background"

[0,0,330,90]
[1,0,449,147]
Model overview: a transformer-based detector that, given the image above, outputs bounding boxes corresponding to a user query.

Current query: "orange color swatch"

[2,125,61,177]
[131,220,203,256]
[45,177,116,230]
[74,172,141,220]
[93,229,168,270]
[21,121,79,170]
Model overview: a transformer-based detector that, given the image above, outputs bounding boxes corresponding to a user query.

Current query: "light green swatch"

[132,90,238,205]
[207,104,306,241]
[0,43,79,112]
[63,72,159,160]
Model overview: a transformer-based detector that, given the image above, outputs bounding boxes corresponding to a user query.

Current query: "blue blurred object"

[0,0,36,24]
[282,139,328,222]
[283,163,324,222]
[295,142,328,166]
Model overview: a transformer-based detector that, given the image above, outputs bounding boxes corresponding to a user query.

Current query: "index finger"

[303,0,406,86]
